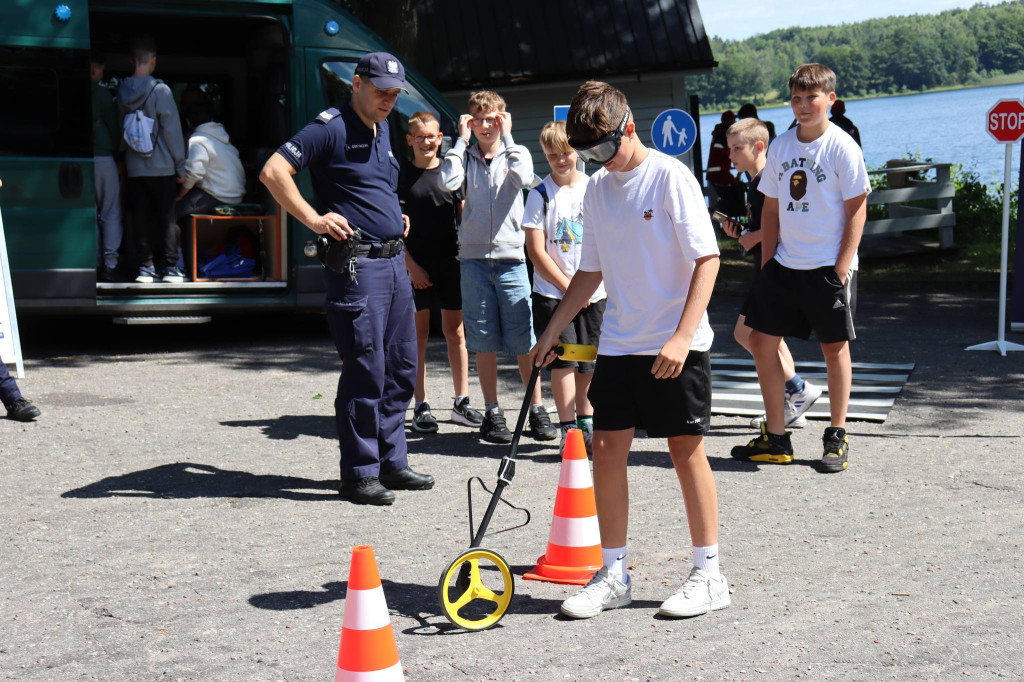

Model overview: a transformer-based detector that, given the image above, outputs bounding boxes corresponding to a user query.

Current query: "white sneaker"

[560,567,632,619]
[658,567,731,618]
[788,379,822,420]
[749,395,807,429]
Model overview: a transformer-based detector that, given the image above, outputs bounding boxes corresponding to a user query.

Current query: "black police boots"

[378,466,435,490]
[339,477,396,506]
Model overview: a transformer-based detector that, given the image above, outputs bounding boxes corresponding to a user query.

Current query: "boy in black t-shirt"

[721,118,821,431]
[399,111,483,433]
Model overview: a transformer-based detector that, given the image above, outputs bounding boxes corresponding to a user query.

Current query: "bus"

[0,0,458,320]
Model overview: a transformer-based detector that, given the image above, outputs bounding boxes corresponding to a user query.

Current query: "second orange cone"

[335,545,404,681]
[523,429,602,585]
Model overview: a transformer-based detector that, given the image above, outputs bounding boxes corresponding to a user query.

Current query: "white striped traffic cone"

[335,545,403,682]
[523,429,602,585]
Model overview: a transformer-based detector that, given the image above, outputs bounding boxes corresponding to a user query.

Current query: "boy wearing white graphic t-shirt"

[529,81,729,621]
[731,63,870,473]
[524,121,606,455]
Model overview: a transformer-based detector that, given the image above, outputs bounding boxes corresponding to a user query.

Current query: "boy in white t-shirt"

[529,81,729,620]
[524,121,606,454]
[731,63,870,473]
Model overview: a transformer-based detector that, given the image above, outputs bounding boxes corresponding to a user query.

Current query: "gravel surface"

[2,289,1021,681]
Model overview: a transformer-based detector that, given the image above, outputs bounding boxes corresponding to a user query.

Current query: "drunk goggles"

[569,107,630,164]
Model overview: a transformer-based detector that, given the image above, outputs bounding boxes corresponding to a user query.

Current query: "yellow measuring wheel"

[437,344,597,631]
[437,548,514,630]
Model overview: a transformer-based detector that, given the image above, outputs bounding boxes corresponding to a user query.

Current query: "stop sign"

[987,99,1024,143]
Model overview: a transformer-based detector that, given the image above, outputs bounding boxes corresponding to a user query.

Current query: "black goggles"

[569,107,630,164]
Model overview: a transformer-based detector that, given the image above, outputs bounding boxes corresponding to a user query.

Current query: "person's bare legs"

[517,354,544,406]
[551,367,575,422]
[668,435,717,546]
[735,315,796,379]
[477,351,498,405]
[749,330,787,435]
[413,309,430,404]
[440,309,469,399]
[591,428,634,547]
[574,371,595,417]
[821,340,851,427]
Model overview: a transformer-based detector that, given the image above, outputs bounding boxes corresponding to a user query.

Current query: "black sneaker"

[528,406,558,441]
[820,426,849,473]
[411,402,439,433]
[450,396,483,427]
[730,422,794,464]
[480,406,512,444]
[6,398,41,422]
[338,477,395,505]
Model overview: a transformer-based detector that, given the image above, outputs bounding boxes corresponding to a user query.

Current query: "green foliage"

[693,1,1024,108]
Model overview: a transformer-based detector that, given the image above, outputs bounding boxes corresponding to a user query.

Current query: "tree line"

[691,0,1024,109]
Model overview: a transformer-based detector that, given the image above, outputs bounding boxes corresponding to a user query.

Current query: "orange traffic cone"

[335,545,404,682]
[523,429,602,585]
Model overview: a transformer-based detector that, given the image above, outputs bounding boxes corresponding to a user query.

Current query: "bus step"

[112,315,213,326]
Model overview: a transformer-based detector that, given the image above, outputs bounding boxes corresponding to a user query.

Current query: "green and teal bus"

[0,0,457,319]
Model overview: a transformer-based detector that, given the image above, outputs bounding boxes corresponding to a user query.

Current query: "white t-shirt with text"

[759,123,870,270]
[580,150,719,355]
[523,174,606,303]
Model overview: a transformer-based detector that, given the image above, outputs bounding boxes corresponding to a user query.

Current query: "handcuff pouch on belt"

[316,228,362,282]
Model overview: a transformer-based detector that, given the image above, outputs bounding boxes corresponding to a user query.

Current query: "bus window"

[0,47,90,158]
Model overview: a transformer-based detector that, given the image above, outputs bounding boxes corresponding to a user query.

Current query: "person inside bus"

[91,52,124,283]
[117,35,187,284]
[175,99,246,220]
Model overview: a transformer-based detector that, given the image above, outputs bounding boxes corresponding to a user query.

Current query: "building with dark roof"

[410,0,716,176]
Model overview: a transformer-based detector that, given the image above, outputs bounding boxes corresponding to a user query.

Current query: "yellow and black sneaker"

[730,422,794,464]
[820,427,849,473]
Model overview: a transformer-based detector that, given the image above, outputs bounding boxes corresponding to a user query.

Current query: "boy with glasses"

[399,111,483,434]
[530,81,730,620]
[439,91,557,444]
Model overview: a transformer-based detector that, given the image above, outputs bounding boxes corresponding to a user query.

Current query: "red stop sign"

[987,99,1024,143]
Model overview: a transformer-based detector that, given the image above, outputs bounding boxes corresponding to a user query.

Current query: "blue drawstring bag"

[200,243,256,278]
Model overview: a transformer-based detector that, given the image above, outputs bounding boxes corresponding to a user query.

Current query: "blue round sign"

[651,109,696,156]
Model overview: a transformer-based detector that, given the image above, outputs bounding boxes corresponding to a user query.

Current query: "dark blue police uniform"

[278,104,416,481]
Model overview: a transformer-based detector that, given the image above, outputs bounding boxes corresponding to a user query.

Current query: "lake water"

[697,82,1024,187]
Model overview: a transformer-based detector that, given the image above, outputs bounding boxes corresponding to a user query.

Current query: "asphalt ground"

[1,288,1022,681]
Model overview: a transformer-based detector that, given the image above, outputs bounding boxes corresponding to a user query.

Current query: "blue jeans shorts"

[460,258,535,355]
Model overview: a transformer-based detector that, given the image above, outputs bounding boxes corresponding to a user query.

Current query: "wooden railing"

[866,162,955,247]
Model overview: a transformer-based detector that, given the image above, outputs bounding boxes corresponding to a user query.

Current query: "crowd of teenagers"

[257,53,868,621]
[7,52,869,622]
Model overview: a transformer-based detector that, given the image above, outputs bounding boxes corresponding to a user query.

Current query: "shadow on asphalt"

[248,577,663,635]
[60,462,337,500]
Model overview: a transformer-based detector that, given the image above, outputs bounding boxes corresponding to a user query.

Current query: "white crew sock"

[602,545,628,584]
[693,544,720,578]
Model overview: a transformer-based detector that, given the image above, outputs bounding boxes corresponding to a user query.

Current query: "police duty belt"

[316,228,404,283]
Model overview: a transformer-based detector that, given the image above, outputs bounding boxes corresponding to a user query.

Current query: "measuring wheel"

[437,547,514,630]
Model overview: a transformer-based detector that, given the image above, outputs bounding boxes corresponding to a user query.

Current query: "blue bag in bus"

[200,243,255,279]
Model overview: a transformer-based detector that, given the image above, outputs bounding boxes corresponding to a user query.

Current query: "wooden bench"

[865,162,955,248]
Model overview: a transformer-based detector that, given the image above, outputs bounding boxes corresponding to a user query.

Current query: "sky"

[700,0,1009,41]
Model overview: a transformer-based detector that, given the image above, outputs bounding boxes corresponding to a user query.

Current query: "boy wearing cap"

[731,63,870,473]
[260,52,434,506]
[530,81,730,620]
[438,91,557,445]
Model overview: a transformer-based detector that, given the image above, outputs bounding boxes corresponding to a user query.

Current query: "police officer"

[260,52,433,505]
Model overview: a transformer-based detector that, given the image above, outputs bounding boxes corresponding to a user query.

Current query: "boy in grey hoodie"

[116,35,186,283]
[438,90,556,444]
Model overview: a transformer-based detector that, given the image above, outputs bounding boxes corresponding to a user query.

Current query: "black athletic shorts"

[587,351,711,437]
[411,255,462,312]
[531,294,606,374]
[744,259,857,343]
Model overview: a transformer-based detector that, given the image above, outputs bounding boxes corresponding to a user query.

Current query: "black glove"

[316,228,362,275]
